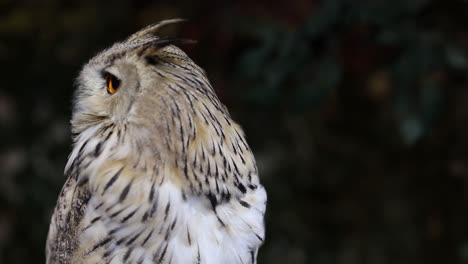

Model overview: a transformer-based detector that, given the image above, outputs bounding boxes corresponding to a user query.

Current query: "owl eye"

[104,73,120,94]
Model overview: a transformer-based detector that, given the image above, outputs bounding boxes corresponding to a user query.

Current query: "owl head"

[71,19,207,140]
[63,19,257,213]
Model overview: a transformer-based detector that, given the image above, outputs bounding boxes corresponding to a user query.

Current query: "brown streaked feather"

[46,173,90,264]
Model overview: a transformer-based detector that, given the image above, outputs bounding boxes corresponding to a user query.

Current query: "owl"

[46,19,267,264]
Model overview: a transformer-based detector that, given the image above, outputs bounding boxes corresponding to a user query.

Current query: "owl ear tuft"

[135,37,197,57]
[127,19,187,42]
[151,37,197,49]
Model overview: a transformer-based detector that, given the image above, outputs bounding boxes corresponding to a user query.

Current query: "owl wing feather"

[46,173,90,264]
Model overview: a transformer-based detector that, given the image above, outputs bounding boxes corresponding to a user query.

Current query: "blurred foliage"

[1,0,468,263]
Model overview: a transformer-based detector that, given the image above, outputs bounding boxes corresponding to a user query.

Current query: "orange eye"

[105,73,120,94]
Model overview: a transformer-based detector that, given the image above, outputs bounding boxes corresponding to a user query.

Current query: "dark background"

[1,0,468,263]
